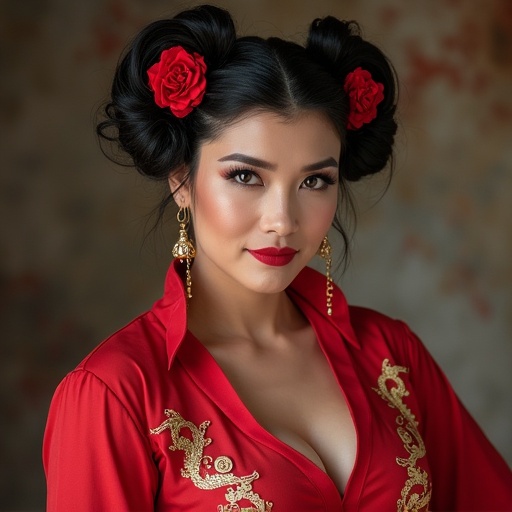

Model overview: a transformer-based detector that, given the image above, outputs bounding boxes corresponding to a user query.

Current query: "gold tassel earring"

[318,236,334,316]
[172,207,196,299]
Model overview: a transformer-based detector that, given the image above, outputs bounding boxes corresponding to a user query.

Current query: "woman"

[43,5,512,511]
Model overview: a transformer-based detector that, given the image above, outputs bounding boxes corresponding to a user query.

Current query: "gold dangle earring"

[318,236,334,316]
[172,207,196,299]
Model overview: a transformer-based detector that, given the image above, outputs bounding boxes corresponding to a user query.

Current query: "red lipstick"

[247,247,298,266]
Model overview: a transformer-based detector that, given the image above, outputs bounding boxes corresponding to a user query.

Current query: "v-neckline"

[175,293,370,510]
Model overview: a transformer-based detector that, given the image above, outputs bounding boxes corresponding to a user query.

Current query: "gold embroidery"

[214,456,233,474]
[374,359,432,512]
[150,409,273,512]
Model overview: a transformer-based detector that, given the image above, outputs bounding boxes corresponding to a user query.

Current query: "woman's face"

[178,110,341,296]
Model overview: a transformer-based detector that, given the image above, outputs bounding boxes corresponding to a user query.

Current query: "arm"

[43,369,158,511]
[400,322,512,511]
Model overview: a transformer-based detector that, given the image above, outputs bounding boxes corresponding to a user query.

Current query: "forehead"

[199,110,341,162]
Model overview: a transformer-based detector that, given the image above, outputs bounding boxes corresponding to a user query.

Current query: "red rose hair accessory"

[147,46,207,118]
[343,67,384,130]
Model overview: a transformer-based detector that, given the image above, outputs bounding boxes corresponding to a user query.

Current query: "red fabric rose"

[343,67,385,130]
[147,46,207,118]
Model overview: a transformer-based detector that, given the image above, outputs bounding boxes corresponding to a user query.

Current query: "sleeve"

[43,369,158,512]
[399,321,512,511]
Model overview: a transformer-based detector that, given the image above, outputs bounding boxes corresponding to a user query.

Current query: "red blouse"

[43,260,512,511]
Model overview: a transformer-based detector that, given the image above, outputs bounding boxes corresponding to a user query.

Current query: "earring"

[318,236,334,316]
[172,207,196,299]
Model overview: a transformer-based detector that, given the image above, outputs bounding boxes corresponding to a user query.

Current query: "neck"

[185,258,305,346]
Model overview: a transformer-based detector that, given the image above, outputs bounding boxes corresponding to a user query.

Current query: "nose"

[259,188,299,236]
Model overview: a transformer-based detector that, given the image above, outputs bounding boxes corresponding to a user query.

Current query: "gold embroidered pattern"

[214,456,233,474]
[150,409,273,512]
[373,359,432,512]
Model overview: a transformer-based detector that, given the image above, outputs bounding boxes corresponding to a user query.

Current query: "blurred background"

[1,0,511,509]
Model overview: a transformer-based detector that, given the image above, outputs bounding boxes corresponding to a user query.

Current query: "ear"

[168,167,191,208]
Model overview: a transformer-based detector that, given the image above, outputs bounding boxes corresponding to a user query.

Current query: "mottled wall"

[1,0,511,508]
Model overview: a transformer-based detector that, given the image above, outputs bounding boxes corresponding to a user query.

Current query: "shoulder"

[349,305,406,338]
[48,309,169,433]
[57,310,168,409]
[291,266,420,357]
[348,305,422,361]
[77,310,165,375]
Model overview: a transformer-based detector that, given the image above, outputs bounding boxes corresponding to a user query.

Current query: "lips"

[247,247,298,267]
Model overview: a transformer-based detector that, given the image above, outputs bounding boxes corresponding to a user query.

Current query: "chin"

[242,265,303,295]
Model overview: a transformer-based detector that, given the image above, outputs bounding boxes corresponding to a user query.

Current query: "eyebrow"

[217,153,338,171]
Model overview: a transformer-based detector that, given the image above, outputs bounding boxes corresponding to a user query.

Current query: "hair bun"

[170,5,236,70]
[307,17,398,181]
[97,5,236,181]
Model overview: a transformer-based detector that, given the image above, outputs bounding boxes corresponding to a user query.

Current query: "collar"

[151,259,360,370]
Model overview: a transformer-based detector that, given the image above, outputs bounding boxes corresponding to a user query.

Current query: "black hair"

[97,4,398,267]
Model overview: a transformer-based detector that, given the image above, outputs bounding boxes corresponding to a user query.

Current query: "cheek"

[193,179,255,238]
[303,190,338,235]
[320,198,338,226]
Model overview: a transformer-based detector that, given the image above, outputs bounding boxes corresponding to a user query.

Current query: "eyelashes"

[306,174,337,186]
[222,166,337,190]
[222,167,262,186]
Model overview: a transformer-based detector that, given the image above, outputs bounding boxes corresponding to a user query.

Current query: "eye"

[303,176,320,189]
[301,174,336,190]
[225,168,263,186]
[236,171,256,184]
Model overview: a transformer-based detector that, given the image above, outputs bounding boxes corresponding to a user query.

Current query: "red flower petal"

[147,46,207,117]
[343,67,385,130]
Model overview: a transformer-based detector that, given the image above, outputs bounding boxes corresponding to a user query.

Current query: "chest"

[148,331,432,511]
[204,332,358,495]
